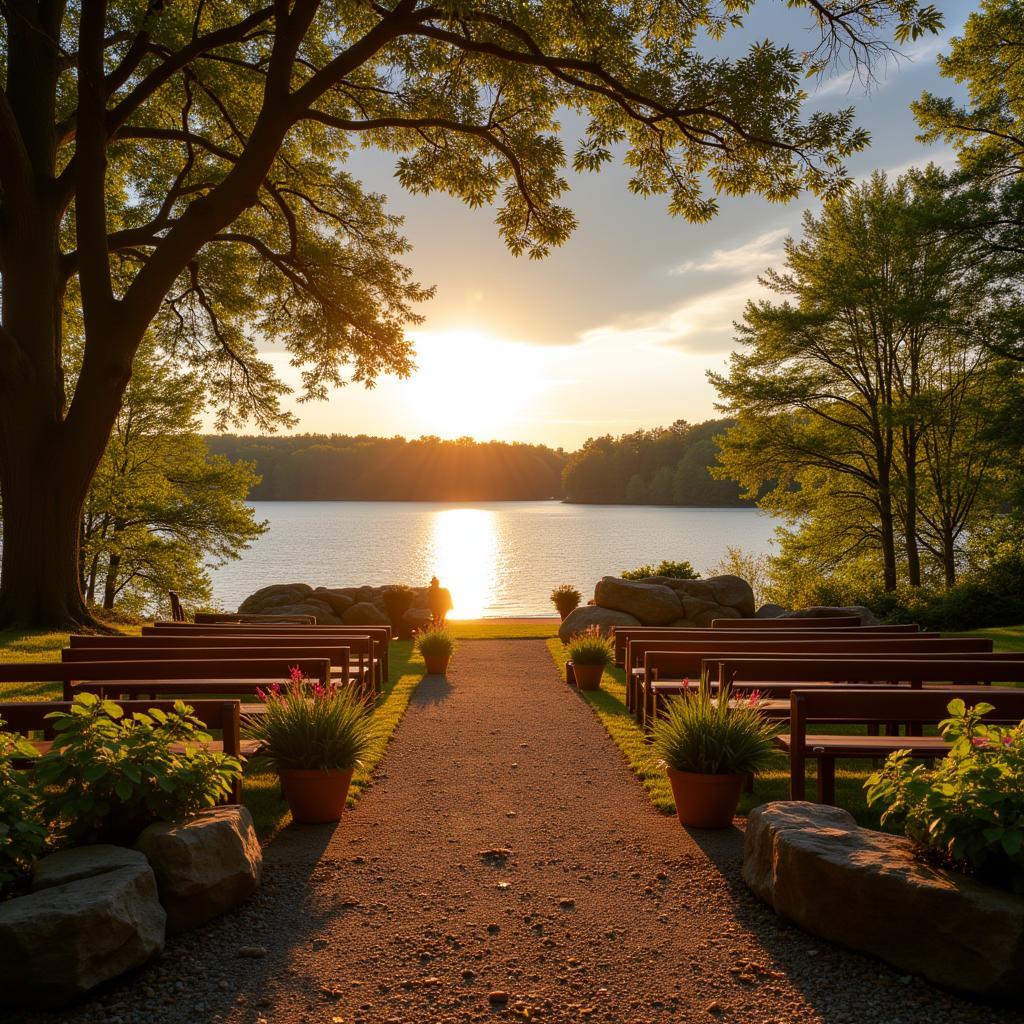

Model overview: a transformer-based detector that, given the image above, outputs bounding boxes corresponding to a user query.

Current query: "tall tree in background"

[0,0,942,626]
[81,341,265,615]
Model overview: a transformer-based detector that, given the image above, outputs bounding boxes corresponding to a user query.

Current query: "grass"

[547,623,1024,826]
[446,618,558,640]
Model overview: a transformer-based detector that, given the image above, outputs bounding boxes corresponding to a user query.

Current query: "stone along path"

[23,639,1024,1024]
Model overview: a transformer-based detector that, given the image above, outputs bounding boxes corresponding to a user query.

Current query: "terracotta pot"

[666,766,744,829]
[573,663,605,691]
[279,767,354,824]
[423,654,451,675]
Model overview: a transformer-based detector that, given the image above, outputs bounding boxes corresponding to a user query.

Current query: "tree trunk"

[102,552,121,611]
[878,486,898,592]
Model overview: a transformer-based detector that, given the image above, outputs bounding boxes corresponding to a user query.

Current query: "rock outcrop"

[782,605,880,625]
[743,801,1024,1002]
[589,573,756,627]
[594,577,682,625]
[558,606,641,642]
[238,581,437,628]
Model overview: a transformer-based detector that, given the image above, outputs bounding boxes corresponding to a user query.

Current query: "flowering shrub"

[0,720,46,892]
[866,699,1024,890]
[245,669,374,772]
[653,682,776,775]
[35,694,242,845]
[566,627,614,667]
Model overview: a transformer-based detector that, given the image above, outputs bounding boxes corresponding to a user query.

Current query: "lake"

[209,501,783,618]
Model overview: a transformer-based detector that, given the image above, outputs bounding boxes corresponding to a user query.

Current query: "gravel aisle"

[17,639,1023,1024]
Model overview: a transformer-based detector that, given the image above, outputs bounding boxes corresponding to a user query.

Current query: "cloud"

[674,228,788,277]
[579,276,769,355]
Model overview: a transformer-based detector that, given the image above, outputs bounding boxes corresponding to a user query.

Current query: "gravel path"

[19,639,1024,1024]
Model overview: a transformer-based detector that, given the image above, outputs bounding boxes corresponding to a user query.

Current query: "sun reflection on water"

[428,508,498,619]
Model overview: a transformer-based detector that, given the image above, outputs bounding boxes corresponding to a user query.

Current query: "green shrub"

[416,628,457,660]
[245,676,374,773]
[621,559,699,581]
[0,721,46,892]
[866,698,1024,891]
[566,628,614,666]
[550,584,582,617]
[35,694,242,846]
[383,585,416,626]
[652,683,777,775]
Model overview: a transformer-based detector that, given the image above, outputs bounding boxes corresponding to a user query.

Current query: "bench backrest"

[714,657,1024,687]
[612,624,920,665]
[194,612,317,624]
[711,616,863,628]
[631,636,976,678]
[0,657,331,685]
[148,622,393,641]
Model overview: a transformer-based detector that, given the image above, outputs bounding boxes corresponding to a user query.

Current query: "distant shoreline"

[241,497,758,510]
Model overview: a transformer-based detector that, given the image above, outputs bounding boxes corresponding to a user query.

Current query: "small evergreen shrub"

[550,584,582,617]
[866,698,1024,891]
[245,673,374,772]
[566,628,613,667]
[416,628,457,660]
[621,560,699,581]
[383,584,416,627]
[652,683,776,775]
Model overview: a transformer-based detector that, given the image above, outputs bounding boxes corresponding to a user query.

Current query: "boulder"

[665,578,717,603]
[679,595,723,621]
[32,845,148,891]
[0,863,165,1008]
[707,574,756,617]
[238,582,312,614]
[343,601,390,626]
[404,607,433,632]
[743,801,1024,1001]
[668,618,699,629]
[135,806,262,933]
[558,606,641,643]
[594,576,682,625]
[755,603,787,619]
[784,605,880,625]
[691,604,741,627]
[313,588,356,617]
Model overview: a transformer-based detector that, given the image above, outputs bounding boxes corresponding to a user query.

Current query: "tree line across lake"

[204,420,748,506]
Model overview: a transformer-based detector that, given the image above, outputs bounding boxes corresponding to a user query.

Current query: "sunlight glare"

[428,508,497,619]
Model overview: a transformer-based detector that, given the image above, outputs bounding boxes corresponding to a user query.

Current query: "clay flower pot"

[279,767,354,824]
[423,654,451,675]
[666,766,744,829]
[573,663,605,691]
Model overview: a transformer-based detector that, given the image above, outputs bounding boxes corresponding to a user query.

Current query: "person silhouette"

[427,576,454,627]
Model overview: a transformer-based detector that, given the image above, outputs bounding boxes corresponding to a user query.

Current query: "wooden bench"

[780,686,1024,803]
[611,623,921,668]
[711,616,863,628]
[194,612,317,624]
[632,637,984,726]
[0,699,248,802]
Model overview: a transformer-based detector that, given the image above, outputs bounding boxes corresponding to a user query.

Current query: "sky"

[250,1,974,451]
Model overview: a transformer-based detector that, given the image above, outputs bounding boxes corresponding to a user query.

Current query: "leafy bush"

[866,698,1024,890]
[416,628,457,660]
[566,628,613,667]
[245,675,374,773]
[652,683,777,775]
[621,559,699,581]
[0,721,46,892]
[383,584,416,625]
[35,694,242,845]
[550,584,582,617]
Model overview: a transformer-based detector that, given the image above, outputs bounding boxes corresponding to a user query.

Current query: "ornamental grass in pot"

[550,584,582,621]
[416,628,457,675]
[244,669,374,824]
[566,628,613,690]
[652,683,776,829]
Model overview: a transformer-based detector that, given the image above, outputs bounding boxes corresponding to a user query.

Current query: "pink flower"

[270,682,281,697]
[748,689,762,706]
[971,736,990,749]
[683,677,691,692]
[255,687,267,703]
[312,682,325,697]
[1003,735,1014,747]
[289,665,304,683]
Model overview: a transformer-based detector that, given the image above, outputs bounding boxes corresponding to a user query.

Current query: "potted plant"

[652,683,776,829]
[244,670,374,824]
[566,628,613,690]
[550,584,582,621]
[416,627,457,675]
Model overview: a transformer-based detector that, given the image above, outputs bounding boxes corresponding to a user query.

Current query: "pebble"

[488,991,510,1005]
[237,946,268,959]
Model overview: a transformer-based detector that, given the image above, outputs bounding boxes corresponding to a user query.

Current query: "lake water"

[209,501,783,618]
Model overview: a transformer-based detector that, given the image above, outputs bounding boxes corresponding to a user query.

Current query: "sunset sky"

[258,0,973,450]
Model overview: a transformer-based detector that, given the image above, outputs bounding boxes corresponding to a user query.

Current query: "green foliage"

[566,629,614,667]
[35,695,242,845]
[708,546,771,607]
[866,699,1024,890]
[621,560,699,581]
[0,720,46,891]
[652,684,778,776]
[415,628,457,660]
[561,420,750,506]
[244,677,374,774]
[550,585,582,616]
[383,585,416,625]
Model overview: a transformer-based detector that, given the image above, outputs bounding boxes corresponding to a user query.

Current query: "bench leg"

[567,661,576,687]
[789,753,806,801]
[817,758,836,805]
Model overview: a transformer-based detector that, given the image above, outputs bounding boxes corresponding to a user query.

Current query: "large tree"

[0,0,941,626]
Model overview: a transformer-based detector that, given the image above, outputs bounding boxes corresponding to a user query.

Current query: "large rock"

[755,603,787,619]
[558,605,641,643]
[692,604,742,627]
[707,574,756,618]
[783,605,880,625]
[594,577,682,625]
[313,588,356,617]
[135,806,262,933]
[743,801,1024,1001]
[0,862,165,1007]
[342,601,390,626]
[32,845,148,891]
[238,582,312,614]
